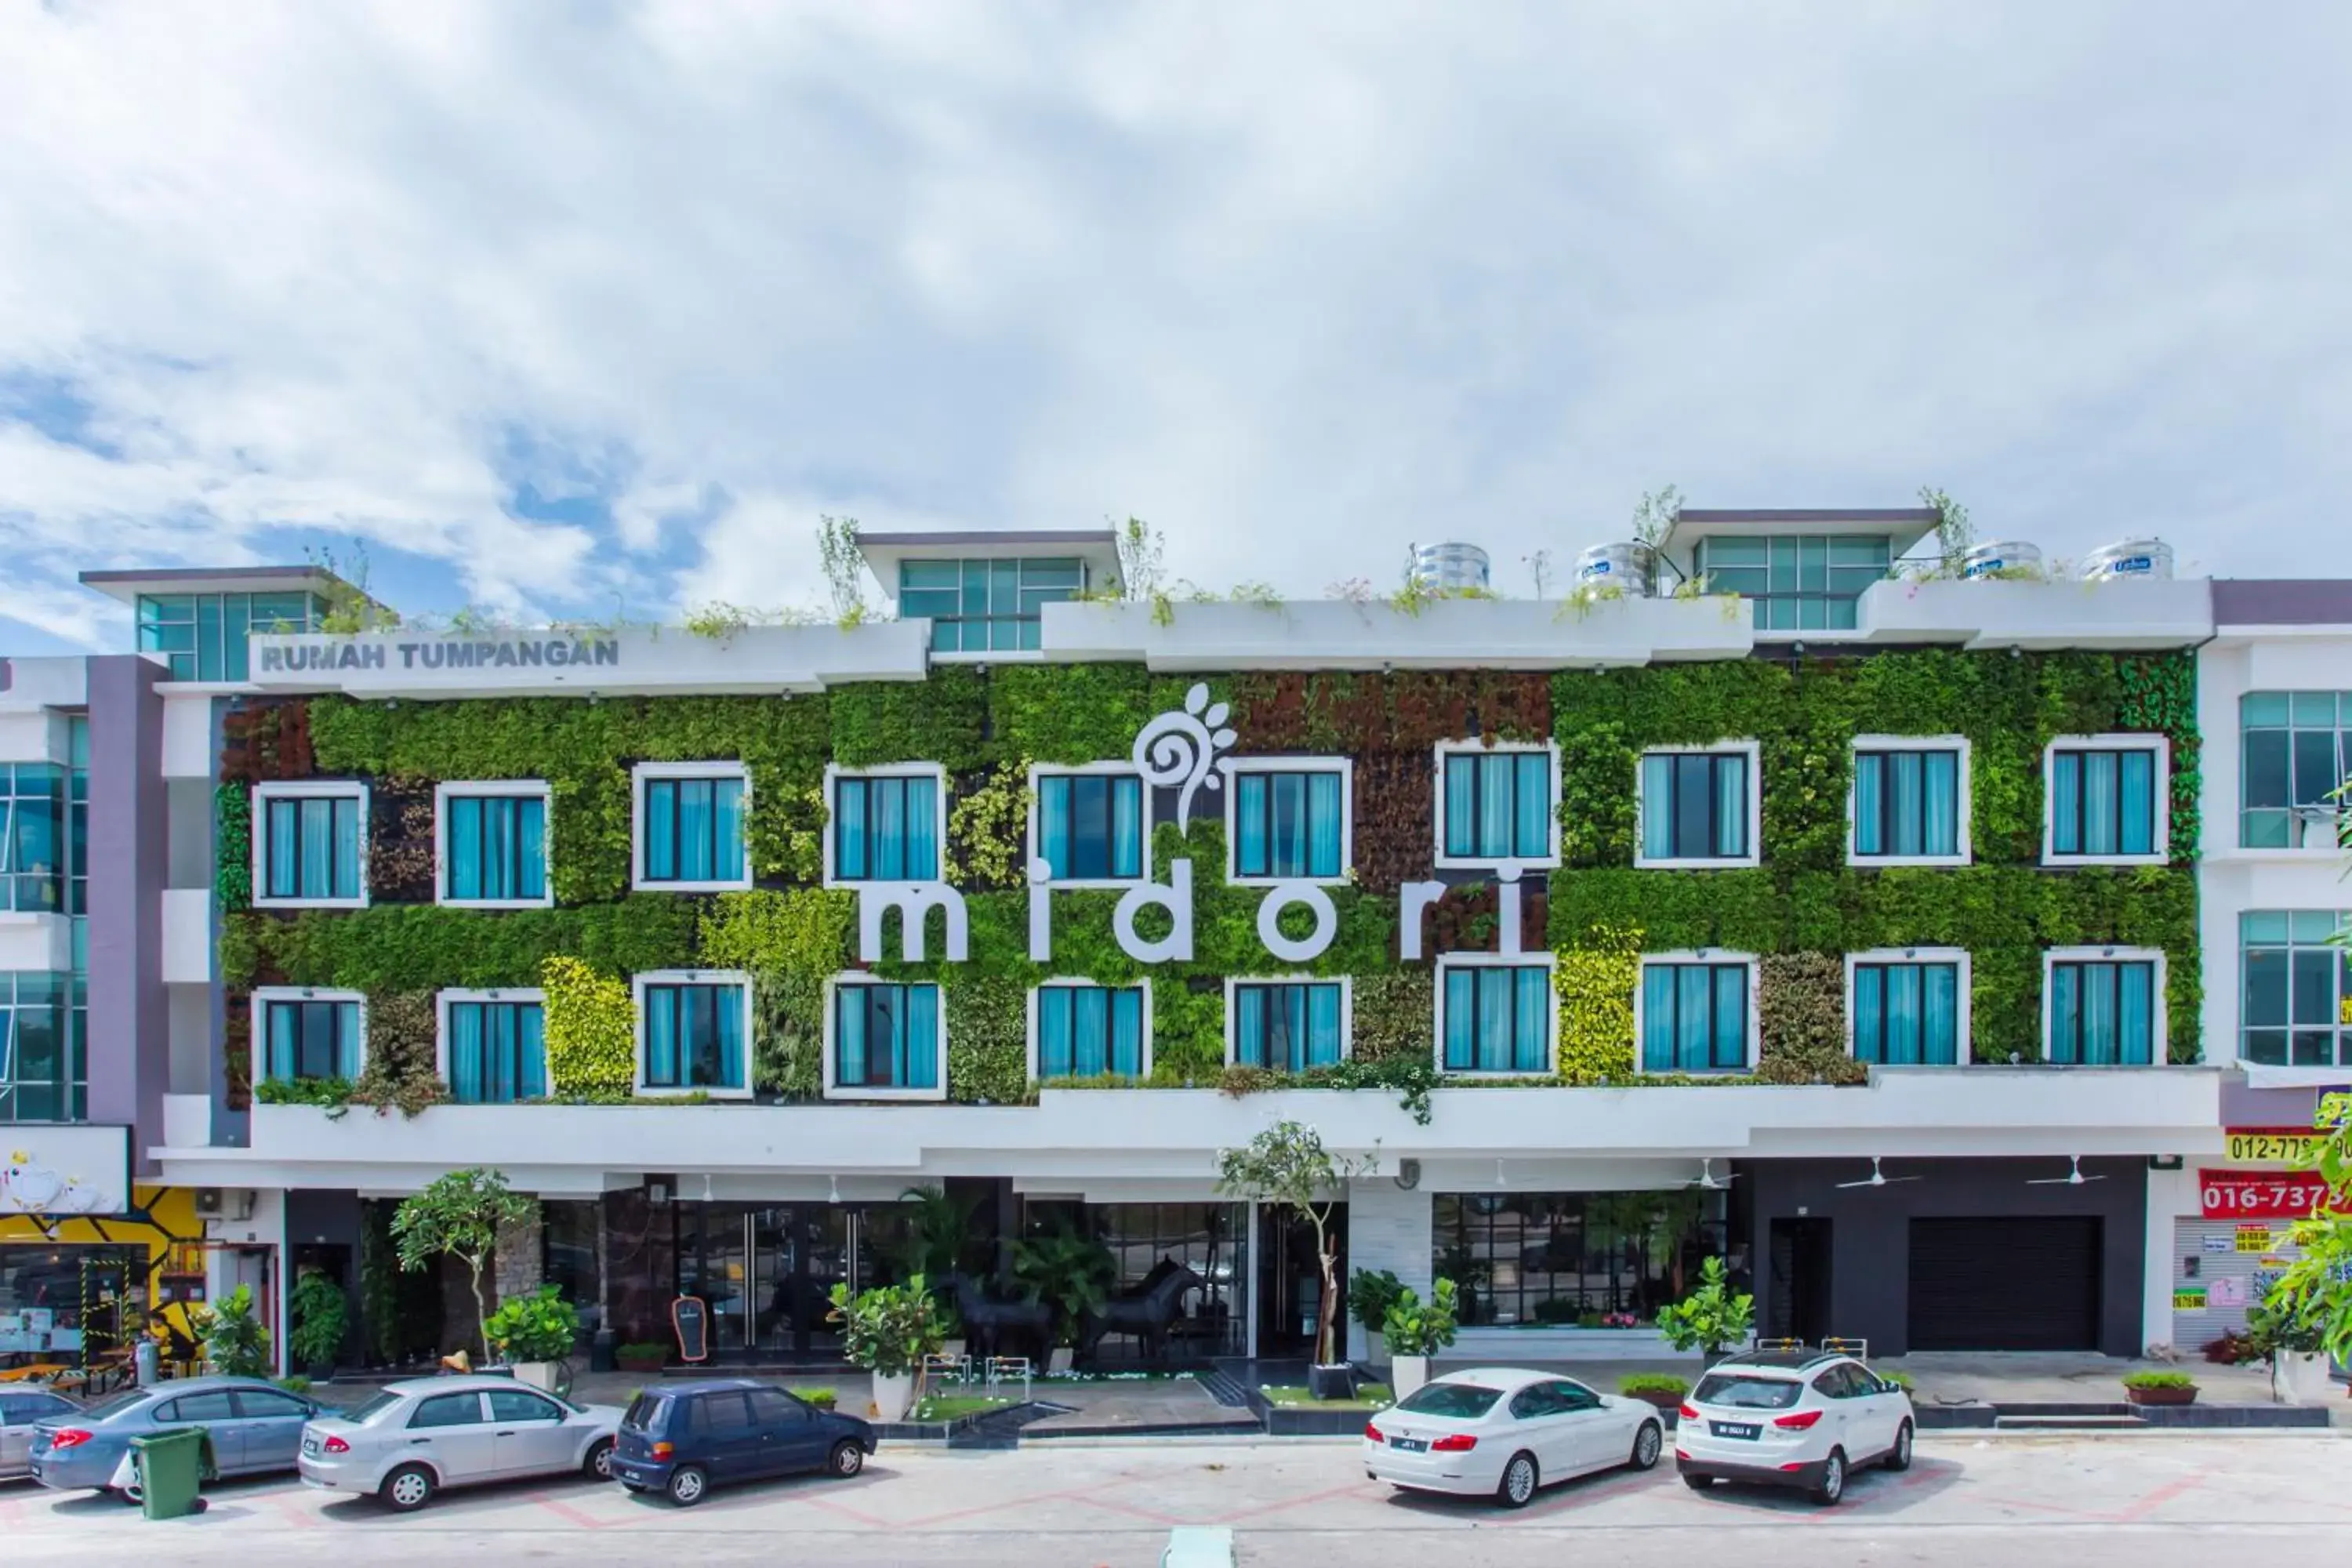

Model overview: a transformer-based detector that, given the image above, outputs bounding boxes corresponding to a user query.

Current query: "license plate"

[1389,1436,1428,1453]
[302,1438,320,1456]
[1710,1421,1760,1440]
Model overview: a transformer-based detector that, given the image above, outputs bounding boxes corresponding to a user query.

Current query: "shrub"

[801,1388,838,1410]
[1349,1269,1410,1334]
[1381,1279,1461,1359]
[1619,1373,1689,1397]
[482,1285,581,1363]
[828,1276,946,1377]
[2121,1370,2197,1390]
[288,1268,349,1368]
[1654,1257,1754,1356]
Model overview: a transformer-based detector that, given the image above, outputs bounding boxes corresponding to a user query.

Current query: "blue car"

[609,1380,875,1507]
[30,1376,323,1497]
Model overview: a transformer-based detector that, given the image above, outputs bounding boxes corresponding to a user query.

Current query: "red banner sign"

[2198,1170,2352,1221]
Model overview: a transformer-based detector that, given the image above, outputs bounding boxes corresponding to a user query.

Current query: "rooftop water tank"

[1410,541,1491,593]
[1575,543,1659,596]
[2078,538,2174,582]
[1960,541,2044,581]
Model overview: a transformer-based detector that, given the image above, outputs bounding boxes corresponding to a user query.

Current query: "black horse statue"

[1080,1257,1206,1363]
[942,1271,1053,1364]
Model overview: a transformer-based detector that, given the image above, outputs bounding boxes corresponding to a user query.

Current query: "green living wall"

[214,648,2199,1112]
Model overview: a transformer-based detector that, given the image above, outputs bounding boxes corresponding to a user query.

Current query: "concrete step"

[1994,1413,2149,1431]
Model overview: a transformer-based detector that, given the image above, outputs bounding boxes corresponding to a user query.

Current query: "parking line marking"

[1210,1479,1381,1525]
[528,1492,619,1530]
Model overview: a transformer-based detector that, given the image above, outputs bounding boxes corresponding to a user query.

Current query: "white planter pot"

[2271,1351,2334,1406]
[510,1361,560,1392]
[1047,1347,1075,1375]
[1391,1355,1429,1399]
[870,1370,916,1423]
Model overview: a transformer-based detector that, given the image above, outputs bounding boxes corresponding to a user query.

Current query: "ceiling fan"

[2027,1156,2106,1186]
[1685,1159,1739,1190]
[1836,1156,1922,1190]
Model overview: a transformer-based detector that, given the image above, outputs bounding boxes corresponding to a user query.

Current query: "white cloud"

[1,0,2348,652]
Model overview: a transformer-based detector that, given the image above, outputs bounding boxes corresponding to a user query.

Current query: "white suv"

[1673,1350,1913,1505]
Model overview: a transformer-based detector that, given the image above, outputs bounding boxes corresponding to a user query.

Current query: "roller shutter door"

[1908,1217,2100,1350]
[2170,1218,2303,1352]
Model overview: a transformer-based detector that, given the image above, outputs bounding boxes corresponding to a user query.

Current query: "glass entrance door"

[675,1204,856,1359]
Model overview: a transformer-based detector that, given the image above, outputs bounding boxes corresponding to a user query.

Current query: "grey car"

[299,1376,622,1512]
[29,1376,323,1497]
[0,1390,78,1480]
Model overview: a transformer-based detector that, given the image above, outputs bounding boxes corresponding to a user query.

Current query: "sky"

[2,1,2349,654]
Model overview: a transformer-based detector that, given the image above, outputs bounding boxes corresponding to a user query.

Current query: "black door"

[1766,1218,1834,1344]
[1257,1206,1346,1359]
[1908,1217,2100,1350]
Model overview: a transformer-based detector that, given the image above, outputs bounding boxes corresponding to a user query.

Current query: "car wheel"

[666,1465,709,1508]
[116,1482,143,1506]
[1885,1420,1914,1472]
[1681,1472,1716,1491]
[1811,1448,1846,1507]
[583,1437,615,1480]
[1496,1451,1538,1509]
[828,1441,865,1479]
[380,1463,437,1513]
[1630,1421,1663,1471]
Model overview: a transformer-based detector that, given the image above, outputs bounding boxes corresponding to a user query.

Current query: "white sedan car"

[1674,1350,1914,1505]
[1363,1368,1664,1508]
[299,1376,624,1512]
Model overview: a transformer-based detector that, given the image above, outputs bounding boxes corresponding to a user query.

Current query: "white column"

[1344,1180,1432,1362]
[2143,1164,2201,1355]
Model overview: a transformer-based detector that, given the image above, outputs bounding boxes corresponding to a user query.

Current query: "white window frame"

[1025,977,1156,1082]
[1842,948,1973,1067]
[631,761,753,893]
[251,780,371,909]
[1025,761,1151,890]
[1632,951,1761,1076]
[1219,756,1354,887]
[434,781,555,909]
[1432,951,1559,1077]
[631,969,755,1101]
[434,987,548,1098]
[1224,974,1355,1070]
[1431,739,1563,872]
[1847,736,1973,868]
[822,972,949,1102]
[249,986,368,1083]
[2040,946,2170,1066]
[1632,741,1763,871]
[2040,734,2171,868]
[822,761,951,889]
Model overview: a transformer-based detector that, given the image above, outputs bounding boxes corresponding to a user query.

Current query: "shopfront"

[1021,1200,1248,1358]
[2165,1091,2347,1349]
[1432,1190,1730,1330]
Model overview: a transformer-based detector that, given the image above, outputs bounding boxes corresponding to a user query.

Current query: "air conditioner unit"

[227,1190,256,1221]
[194,1189,223,1218]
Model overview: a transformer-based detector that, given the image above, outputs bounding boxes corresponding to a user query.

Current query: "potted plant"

[1619,1372,1689,1410]
[1218,1120,1377,1399]
[1012,1224,1116,1373]
[829,1272,946,1422]
[898,1185,982,1358]
[2121,1369,2199,1406]
[2247,1295,2332,1406]
[1654,1256,1755,1367]
[288,1269,348,1381]
[482,1285,580,1391]
[191,1283,271,1377]
[615,1341,670,1375]
[1381,1279,1460,1399]
[1348,1269,1409,1367]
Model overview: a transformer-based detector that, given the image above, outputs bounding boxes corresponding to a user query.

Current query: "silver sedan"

[298,1376,622,1512]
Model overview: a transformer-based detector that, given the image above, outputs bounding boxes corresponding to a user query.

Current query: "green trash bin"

[129,1427,216,1520]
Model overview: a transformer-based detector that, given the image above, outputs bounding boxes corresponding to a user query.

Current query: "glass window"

[158,1391,238,1422]
[261,996,361,1083]
[345,1391,405,1425]
[1432,1190,1728,1327]
[260,789,365,902]
[641,983,747,1091]
[1233,769,1345,879]
[1548,1379,1602,1411]
[1396,1381,1504,1417]
[1639,752,1751,861]
[1016,1200,1246,1356]
[1440,750,1553,862]
[902,557,1086,652]
[0,971,85,1121]
[408,1392,485,1428]
[2048,746,2160,858]
[1640,962,1750,1073]
[0,764,64,913]
[1439,964,1552,1073]
[641,772,747,886]
[2047,958,2158,1065]
[1036,773,1143,881]
[2240,910,2350,1067]
[689,1391,756,1435]
[487,1388,563,1422]
[444,793,547,902]
[1696,533,1889,631]
[1034,984,1145,1079]
[445,999,547,1103]
[831,982,941,1092]
[831,774,939,882]
[1232,982,1345,1072]
[1853,748,1962,859]
[136,590,324,681]
[747,1389,807,1425]
[2241,691,2352,847]
[1691,1373,1802,1409]
[1852,961,1962,1065]
[233,1388,314,1419]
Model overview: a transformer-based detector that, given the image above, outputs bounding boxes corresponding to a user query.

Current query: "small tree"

[1656,1255,1755,1359]
[1217,1120,1376,1367]
[2263,1092,2352,1366]
[194,1283,272,1377]
[390,1167,534,1362]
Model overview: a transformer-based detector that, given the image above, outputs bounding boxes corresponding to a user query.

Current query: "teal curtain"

[873,779,906,878]
[1640,756,1674,860]
[677,781,714,881]
[1854,754,1885,855]
[714,985,744,1088]
[833,779,867,879]
[1039,777,1071,878]
[1443,968,1476,1068]
[903,985,938,1087]
[713,777,746,881]
[1109,988,1143,1075]
[1512,966,1550,1071]
[2118,750,2155,855]
[1308,771,1344,875]
[1235,985,1266,1067]
[1922,964,1958,1065]
[1921,751,1958,856]
[2051,752,2082,854]
[1038,986,1073,1076]
[2082,752,2119,855]
[450,1002,484,1101]
[2117,962,2154,1065]
[1714,755,1747,857]
[1269,773,1306,876]
[903,777,938,879]
[1444,757,1478,858]
[1640,965,1676,1070]
[647,988,678,1083]
[1513,753,1550,859]
[1110,777,1142,877]
[1072,985,1109,1076]
[1477,758,1513,860]
[2050,963,2080,1062]
[835,986,867,1084]
[450,798,483,898]
[516,797,546,898]
[1305,984,1341,1066]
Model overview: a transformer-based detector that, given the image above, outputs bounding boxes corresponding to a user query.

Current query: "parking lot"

[5,1431,2352,1566]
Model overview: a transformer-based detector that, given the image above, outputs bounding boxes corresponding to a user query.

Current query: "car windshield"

[342,1392,407,1425]
[1394,1383,1503,1419]
[622,1393,668,1432]
[1692,1374,1802,1410]
[78,1390,154,1423]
